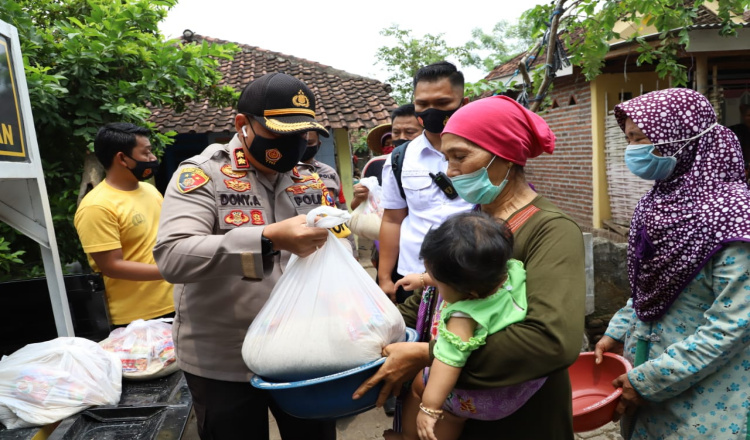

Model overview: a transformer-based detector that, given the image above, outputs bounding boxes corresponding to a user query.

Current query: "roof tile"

[149,35,397,134]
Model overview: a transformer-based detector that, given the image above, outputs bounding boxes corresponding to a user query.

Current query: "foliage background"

[1,0,749,280]
[0,0,238,280]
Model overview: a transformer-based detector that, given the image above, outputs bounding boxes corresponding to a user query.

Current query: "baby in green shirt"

[388,211,547,440]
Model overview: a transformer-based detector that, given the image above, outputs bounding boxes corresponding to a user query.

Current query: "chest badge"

[286,184,308,194]
[177,167,210,194]
[322,188,335,207]
[224,210,250,226]
[221,164,247,178]
[250,210,265,225]
[224,179,252,192]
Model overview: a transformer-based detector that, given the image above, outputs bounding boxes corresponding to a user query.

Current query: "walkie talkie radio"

[429,171,458,200]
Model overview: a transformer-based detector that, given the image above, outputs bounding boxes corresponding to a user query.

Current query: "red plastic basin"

[569,351,632,433]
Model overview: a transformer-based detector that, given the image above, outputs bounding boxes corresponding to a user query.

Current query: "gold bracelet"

[420,272,426,289]
[419,403,444,420]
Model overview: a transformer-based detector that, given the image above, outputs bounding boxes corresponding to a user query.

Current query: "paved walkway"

[270,409,622,439]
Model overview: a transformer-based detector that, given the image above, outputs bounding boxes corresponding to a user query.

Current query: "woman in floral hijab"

[596,88,750,439]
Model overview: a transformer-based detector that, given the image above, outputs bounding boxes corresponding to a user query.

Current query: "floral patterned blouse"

[605,242,750,440]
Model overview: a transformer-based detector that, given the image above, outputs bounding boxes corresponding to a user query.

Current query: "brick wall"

[526,73,594,227]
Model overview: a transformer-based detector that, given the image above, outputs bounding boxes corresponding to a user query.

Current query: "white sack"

[348,176,383,240]
[0,337,121,429]
[243,206,405,382]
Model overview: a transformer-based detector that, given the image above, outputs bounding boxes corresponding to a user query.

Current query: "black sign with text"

[0,34,27,162]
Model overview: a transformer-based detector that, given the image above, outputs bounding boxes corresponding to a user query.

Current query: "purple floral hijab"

[614,88,750,321]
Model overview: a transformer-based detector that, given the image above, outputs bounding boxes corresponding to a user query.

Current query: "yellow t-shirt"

[74,180,174,325]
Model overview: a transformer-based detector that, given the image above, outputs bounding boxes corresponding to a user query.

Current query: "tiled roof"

[485,51,529,81]
[149,35,397,134]
[694,4,720,25]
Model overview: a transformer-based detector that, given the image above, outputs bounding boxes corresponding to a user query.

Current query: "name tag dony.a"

[220,193,262,206]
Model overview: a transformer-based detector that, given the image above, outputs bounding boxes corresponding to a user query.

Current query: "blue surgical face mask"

[624,144,677,181]
[451,156,511,204]
[625,123,718,181]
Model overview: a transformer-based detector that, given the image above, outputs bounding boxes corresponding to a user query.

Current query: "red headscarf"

[442,95,555,166]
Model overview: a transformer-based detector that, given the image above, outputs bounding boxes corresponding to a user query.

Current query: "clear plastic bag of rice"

[99,319,178,380]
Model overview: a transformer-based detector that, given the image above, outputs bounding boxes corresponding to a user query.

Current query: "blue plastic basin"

[251,327,418,420]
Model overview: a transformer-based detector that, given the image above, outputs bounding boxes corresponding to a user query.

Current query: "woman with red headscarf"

[355,95,586,439]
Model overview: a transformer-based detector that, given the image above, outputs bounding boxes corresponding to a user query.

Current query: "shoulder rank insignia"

[232,146,250,169]
[224,179,251,192]
[224,210,250,226]
[177,167,210,194]
[221,164,247,178]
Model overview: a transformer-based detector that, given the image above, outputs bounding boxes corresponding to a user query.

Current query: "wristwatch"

[261,235,277,256]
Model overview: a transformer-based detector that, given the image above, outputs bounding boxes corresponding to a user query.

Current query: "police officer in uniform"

[154,73,336,440]
[301,130,347,211]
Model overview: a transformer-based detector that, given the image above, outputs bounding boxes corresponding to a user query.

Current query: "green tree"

[467,20,535,73]
[0,0,239,279]
[521,0,749,111]
[0,237,25,282]
[375,25,481,104]
[376,20,534,103]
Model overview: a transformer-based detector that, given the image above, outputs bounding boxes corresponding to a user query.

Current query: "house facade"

[486,7,750,234]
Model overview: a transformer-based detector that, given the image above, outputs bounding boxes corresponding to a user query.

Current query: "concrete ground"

[183,237,623,440]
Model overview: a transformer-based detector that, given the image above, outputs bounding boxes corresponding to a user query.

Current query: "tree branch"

[530,0,568,112]
[518,41,542,87]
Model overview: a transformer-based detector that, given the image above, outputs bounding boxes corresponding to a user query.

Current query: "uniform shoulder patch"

[177,167,210,193]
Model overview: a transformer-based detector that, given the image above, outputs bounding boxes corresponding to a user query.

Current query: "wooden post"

[696,55,708,95]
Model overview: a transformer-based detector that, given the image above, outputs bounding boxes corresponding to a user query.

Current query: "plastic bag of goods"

[348,176,384,240]
[98,319,179,380]
[0,337,121,429]
[242,206,405,381]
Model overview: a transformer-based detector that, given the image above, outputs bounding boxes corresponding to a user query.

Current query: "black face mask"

[301,144,320,162]
[392,139,408,147]
[246,125,307,173]
[415,103,462,134]
[125,155,159,181]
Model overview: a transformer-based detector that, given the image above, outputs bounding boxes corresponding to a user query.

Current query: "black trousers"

[183,371,337,440]
[391,270,413,304]
[373,249,412,304]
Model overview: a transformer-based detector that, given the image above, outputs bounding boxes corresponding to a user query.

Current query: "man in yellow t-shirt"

[74,123,174,326]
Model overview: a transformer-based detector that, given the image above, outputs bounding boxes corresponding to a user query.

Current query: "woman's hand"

[352,341,430,407]
[395,273,423,292]
[612,372,647,421]
[416,410,439,440]
[594,335,624,364]
[378,279,398,303]
[350,184,369,210]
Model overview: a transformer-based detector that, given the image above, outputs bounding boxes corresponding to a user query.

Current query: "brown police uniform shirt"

[154,135,335,382]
